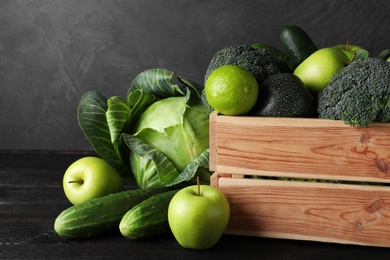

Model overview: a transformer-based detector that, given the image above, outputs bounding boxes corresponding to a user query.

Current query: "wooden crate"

[209,111,390,247]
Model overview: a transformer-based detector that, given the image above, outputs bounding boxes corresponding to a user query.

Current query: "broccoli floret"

[317,57,390,127]
[201,88,213,111]
[204,44,281,84]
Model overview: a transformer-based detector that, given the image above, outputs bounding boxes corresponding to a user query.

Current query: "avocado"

[249,73,318,118]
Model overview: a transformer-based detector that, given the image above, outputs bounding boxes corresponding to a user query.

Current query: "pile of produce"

[54,68,229,249]
[203,25,390,127]
[53,24,389,249]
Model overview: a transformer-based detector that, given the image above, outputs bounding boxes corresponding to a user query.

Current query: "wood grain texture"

[216,175,390,247]
[210,113,390,183]
[210,113,390,247]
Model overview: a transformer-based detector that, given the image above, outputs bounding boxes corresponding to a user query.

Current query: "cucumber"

[251,43,293,72]
[280,25,318,70]
[119,189,178,240]
[54,187,167,238]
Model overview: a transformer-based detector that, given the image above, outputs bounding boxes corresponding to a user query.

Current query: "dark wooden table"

[2,150,390,259]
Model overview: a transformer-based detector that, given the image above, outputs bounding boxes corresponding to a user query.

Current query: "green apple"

[332,42,363,55]
[332,43,363,51]
[63,156,123,205]
[168,183,230,250]
[331,42,369,60]
[293,47,352,96]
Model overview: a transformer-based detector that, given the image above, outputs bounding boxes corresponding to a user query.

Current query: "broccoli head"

[202,45,281,110]
[204,44,281,84]
[317,57,390,127]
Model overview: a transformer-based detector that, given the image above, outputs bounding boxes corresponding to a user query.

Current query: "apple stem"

[68,180,84,184]
[197,176,200,196]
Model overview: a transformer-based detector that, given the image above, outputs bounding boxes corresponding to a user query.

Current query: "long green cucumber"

[119,189,178,240]
[54,187,167,238]
[280,25,318,70]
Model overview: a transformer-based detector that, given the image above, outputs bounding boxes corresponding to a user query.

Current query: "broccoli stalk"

[317,57,390,127]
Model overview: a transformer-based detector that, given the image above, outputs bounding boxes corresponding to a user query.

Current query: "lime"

[205,64,259,115]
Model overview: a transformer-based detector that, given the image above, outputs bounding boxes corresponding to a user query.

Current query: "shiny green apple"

[332,43,363,57]
[168,184,230,250]
[332,43,363,51]
[293,47,352,96]
[63,156,123,205]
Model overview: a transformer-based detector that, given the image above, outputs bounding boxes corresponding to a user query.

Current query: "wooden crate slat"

[214,173,390,247]
[210,112,390,183]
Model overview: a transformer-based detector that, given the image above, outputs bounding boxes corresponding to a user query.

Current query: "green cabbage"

[127,91,210,188]
[78,68,211,188]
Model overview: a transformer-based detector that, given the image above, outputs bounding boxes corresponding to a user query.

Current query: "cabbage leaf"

[77,68,211,188]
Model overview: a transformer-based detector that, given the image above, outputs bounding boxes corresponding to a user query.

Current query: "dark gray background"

[1,0,389,151]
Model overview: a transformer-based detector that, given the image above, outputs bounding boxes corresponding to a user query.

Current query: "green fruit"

[168,185,230,250]
[293,47,352,96]
[332,43,364,60]
[63,156,123,205]
[205,64,259,116]
[249,73,317,118]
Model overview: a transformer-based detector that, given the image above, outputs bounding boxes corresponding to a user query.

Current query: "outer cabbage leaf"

[127,89,157,127]
[177,76,204,99]
[169,149,210,187]
[78,91,131,177]
[122,133,179,187]
[106,96,131,154]
[127,68,184,98]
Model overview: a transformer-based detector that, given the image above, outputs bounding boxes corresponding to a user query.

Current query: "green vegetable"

[78,92,133,179]
[204,44,280,84]
[119,189,178,240]
[317,57,390,127]
[280,25,318,70]
[78,68,211,188]
[249,73,317,118]
[251,43,293,72]
[54,188,167,238]
[126,90,211,189]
